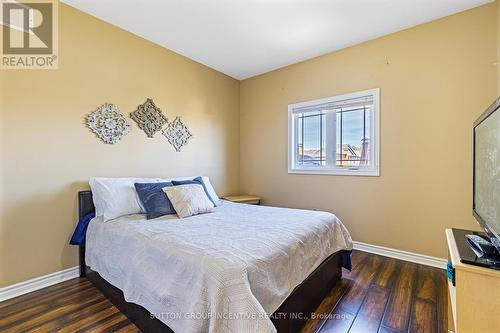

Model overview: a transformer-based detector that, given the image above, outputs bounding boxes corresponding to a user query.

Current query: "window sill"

[288,168,380,177]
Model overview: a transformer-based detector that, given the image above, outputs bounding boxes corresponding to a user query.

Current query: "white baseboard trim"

[0,266,79,302]
[353,241,447,269]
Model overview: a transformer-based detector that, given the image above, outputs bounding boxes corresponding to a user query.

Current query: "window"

[288,89,379,176]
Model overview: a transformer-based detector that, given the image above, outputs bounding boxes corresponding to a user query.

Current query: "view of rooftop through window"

[297,111,326,166]
[296,106,371,167]
[337,106,370,167]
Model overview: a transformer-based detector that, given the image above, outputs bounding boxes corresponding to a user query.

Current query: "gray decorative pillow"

[162,184,214,218]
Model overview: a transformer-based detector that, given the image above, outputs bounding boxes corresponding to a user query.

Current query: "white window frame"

[288,88,380,176]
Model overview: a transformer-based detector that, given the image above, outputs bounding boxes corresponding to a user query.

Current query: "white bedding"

[85,201,352,333]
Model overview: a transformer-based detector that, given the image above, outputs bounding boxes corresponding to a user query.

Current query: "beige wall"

[0,4,240,286]
[239,4,498,259]
[1,2,499,287]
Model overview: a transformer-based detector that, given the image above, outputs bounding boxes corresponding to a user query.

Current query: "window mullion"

[320,112,323,166]
[339,109,343,166]
[325,110,336,168]
[294,115,299,168]
[300,114,304,167]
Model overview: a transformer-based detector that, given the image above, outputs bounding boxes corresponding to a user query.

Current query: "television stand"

[446,229,500,333]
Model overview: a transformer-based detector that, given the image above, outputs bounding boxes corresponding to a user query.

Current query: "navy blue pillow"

[171,176,216,206]
[135,182,175,219]
[70,211,96,245]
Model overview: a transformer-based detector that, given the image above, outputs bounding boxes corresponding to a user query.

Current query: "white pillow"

[200,176,221,206]
[89,177,163,221]
[163,184,214,218]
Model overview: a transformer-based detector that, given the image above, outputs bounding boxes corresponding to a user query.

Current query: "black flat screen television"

[473,97,500,252]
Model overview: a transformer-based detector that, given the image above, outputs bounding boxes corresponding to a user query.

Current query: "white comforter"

[85,201,352,333]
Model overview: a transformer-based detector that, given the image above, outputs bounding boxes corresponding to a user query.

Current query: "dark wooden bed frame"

[78,190,350,333]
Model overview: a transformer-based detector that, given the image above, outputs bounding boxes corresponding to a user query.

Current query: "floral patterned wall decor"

[162,116,192,152]
[85,99,193,151]
[130,98,167,138]
[86,103,131,144]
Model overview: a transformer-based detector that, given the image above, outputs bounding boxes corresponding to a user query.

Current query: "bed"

[78,190,352,333]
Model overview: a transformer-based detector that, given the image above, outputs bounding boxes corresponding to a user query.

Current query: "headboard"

[78,190,94,218]
[78,190,94,277]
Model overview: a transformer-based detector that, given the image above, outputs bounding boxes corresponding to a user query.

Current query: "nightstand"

[222,195,261,205]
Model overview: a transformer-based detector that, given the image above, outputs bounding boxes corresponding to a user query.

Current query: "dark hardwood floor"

[0,251,447,333]
[301,250,447,333]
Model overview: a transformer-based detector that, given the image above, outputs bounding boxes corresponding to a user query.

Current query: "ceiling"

[62,0,492,80]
